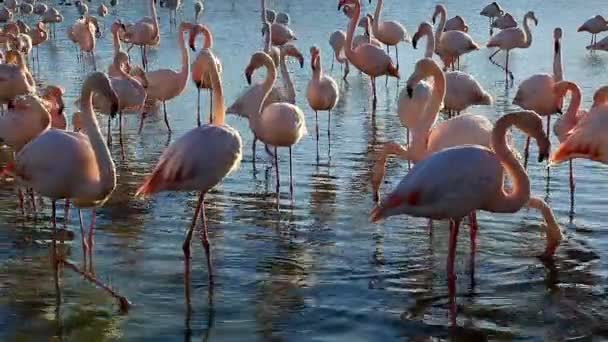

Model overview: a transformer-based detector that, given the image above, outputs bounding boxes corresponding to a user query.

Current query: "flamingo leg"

[78,210,89,269]
[252,137,257,171]
[395,44,399,70]
[17,188,25,216]
[163,101,172,132]
[468,211,478,285]
[523,137,530,170]
[87,211,96,275]
[51,200,61,309]
[197,194,214,286]
[488,49,499,62]
[106,115,112,147]
[546,115,551,137]
[406,128,411,170]
[183,192,204,311]
[447,218,460,327]
[138,111,146,134]
[328,110,332,160]
[331,57,334,72]
[315,110,319,142]
[197,87,201,127]
[569,160,575,210]
[289,146,294,198]
[371,77,377,109]
[209,89,213,124]
[275,146,280,211]
[28,189,37,214]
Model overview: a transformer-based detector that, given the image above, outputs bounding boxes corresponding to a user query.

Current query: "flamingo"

[41,7,63,38]
[76,1,89,16]
[578,15,608,47]
[370,0,409,69]
[108,21,128,78]
[371,110,561,322]
[480,1,504,35]
[161,0,182,25]
[0,50,36,106]
[552,81,587,208]
[444,15,469,32]
[194,0,203,22]
[245,51,306,199]
[98,4,108,17]
[372,58,495,206]
[189,24,223,127]
[19,3,34,16]
[487,11,538,82]
[124,0,160,70]
[338,0,399,108]
[551,103,608,165]
[136,52,242,296]
[0,95,54,152]
[412,21,492,116]
[28,22,48,63]
[328,29,350,80]
[432,5,480,71]
[40,86,67,130]
[69,15,97,68]
[307,46,339,156]
[6,72,131,311]
[492,12,517,31]
[33,3,47,16]
[276,12,290,25]
[262,21,281,69]
[261,0,296,46]
[142,22,193,133]
[513,28,563,167]
[355,14,383,49]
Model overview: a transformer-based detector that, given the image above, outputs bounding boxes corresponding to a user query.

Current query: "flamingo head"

[188,24,203,51]
[592,86,608,108]
[309,45,320,70]
[261,22,270,37]
[553,27,562,54]
[432,5,445,24]
[512,111,551,162]
[41,85,66,116]
[337,0,356,12]
[552,81,576,113]
[282,43,304,68]
[85,72,119,118]
[406,58,437,97]
[245,52,272,85]
[525,11,539,26]
[412,22,433,49]
[370,189,415,223]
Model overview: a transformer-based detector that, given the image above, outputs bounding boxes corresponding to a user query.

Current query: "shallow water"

[1,0,608,340]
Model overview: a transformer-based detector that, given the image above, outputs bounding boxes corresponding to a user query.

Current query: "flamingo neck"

[264,26,272,52]
[150,0,159,38]
[201,27,213,49]
[209,57,225,125]
[261,0,267,23]
[373,0,382,34]
[488,113,531,213]
[553,39,563,82]
[522,14,534,48]
[280,52,296,103]
[434,7,447,50]
[344,0,360,64]
[112,28,121,54]
[564,82,581,123]
[80,79,116,199]
[526,197,562,256]
[422,61,446,132]
[257,56,277,120]
[312,55,322,80]
[177,28,190,84]
[423,26,435,58]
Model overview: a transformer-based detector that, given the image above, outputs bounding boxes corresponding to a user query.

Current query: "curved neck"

[522,15,534,48]
[423,27,435,58]
[257,57,278,119]
[261,0,266,23]
[565,83,581,122]
[488,114,531,212]
[312,55,322,80]
[209,57,225,125]
[373,0,382,33]
[177,29,190,83]
[421,63,446,132]
[526,197,562,256]
[80,83,116,198]
[200,27,213,49]
[344,0,360,63]
[434,7,446,49]
[149,0,159,37]
[280,53,296,103]
[112,28,122,54]
[553,39,563,81]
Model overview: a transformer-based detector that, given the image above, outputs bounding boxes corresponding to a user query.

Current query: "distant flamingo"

[190,24,222,126]
[194,0,203,22]
[513,28,563,167]
[98,4,108,17]
[307,46,339,156]
[0,95,53,151]
[328,30,350,80]
[355,14,383,49]
[108,21,128,78]
[432,5,480,71]
[40,85,66,130]
[338,0,399,108]
[136,53,242,295]
[412,21,492,116]
[69,16,97,68]
[586,35,608,52]
[142,22,193,132]
[492,12,517,31]
[124,0,160,70]
[0,50,36,105]
[371,110,561,307]
[444,15,468,32]
[261,0,296,46]
[578,15,608,47]
[480,1,504,34]
[245,51,306,199]
[28,22,48,63]
[7,72,130,311]
[487,11,538,82]
[0,7,13,23]
[370,0,409,69]
[41,7,63,38]
[276,12,290,25]
[33,3,47,16]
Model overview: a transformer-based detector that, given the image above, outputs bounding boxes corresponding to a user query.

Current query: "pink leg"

[569,160,575,208]
[197,195,214,285]
[447,219,460,282]
[523,137,531,170]
[87,211,96,275]
[183,193,204,311]
[468,212,478,256]
[78,210,89,269]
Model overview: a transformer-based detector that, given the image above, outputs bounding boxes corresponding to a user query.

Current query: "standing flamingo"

[70,16,98,68]
[245,52,307,199]
[307,46,339,158]
[480,1,504,35]
[194,1,204,22]
[0,50,36,106]
[136,53,242,298]
[190,24,222,126]
[7,72,131,311]
[261,0,296,46]
[444,15,469,32]
[338,0,398,108]
[578,15,608,47]
[513,28,563,167]
[328,29,350,80]
[371,110,561,324]
[432,5,480,71]
[487,11,538,82]
[28,22,48,63]
[370,0,409,69]
[124,0,160,70]
[142,22,193,132]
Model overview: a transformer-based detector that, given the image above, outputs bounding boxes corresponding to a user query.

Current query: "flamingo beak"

[412,32,420,49]
[538,150,549,163]
[245,68,253,85]
[406,86,413,98]
[298,55,304,68]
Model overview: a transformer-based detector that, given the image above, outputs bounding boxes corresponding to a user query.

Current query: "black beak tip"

[556,108,563,115]
[300,60,304,68]
[246,73,252,85]
[406,86,413,98]
[110,104,119,118]
[539,152,549,163]
[190,45,196,52]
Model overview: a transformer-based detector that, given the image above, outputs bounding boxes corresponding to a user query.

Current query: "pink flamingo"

[432,5,480,71]
[480,1,504,34]
[444,15,469,32]
[338,0,399,108]
[69,16,97,68]
[0,50,36,106]
[492,12,517,31]
[578,15,608,47]
[124,0,160,70]
[371,110,561,323]
[328,29,350,80]
[370,0,409,69]
[190,24,222,127]
[5,72,130,311]
[136,53,242,298]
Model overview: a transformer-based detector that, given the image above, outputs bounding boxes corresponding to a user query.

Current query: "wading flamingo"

[338,0,398,108]
[432,5,480,71]
[578,15,608,47]
[480,1,504,35]
[40,86,66,130]
[586,35,608,52]
[261,0,296,46]
[28,22,48,63]
[190,24,222,126]
[136,53,242,300]
[371,110,561,324]
[124,0,160,70]
[513,28,563,167]
[0,50,36,105]
[70,16,97,68]
[0,7,13,23]
[6,72,131,311]
[245,51,306,201]
[487,11,538,82]
[370,0,409,69]
[328,29,350,80]
[41,7,63,38]
[444,15,469,32]
[307,46,339,155]
[142,22,193,132]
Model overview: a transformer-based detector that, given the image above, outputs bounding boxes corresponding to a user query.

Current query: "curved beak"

[406,86,413,98]
[412,31,420,49]
[298,55,304,68]
[538,150,549,163]
[110,103,119,119]
[245,67,253,85]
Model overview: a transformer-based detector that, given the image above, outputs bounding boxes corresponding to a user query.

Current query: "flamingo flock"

[0,0,606,330]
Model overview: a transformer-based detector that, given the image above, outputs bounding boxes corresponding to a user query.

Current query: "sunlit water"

[1,0,608,340]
